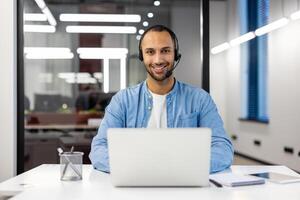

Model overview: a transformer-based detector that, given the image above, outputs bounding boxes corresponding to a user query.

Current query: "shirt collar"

[142,78,178,98]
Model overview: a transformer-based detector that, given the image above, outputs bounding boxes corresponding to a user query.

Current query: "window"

[240,0,269,123]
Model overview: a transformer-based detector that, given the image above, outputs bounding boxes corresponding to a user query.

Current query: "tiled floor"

[233,154,264,165]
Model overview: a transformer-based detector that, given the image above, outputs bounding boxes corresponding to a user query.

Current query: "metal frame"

[202,0,210,93]
[17,0,24,174]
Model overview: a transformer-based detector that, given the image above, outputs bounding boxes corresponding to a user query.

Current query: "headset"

[138,25,182,62]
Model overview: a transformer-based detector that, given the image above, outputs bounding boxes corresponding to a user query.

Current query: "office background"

[1,0,300,182]
[0,0,204,181]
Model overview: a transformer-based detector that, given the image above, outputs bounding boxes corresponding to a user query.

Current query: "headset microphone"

[165,54,181,78]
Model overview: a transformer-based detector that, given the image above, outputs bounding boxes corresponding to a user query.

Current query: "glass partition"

[21,0,202,171]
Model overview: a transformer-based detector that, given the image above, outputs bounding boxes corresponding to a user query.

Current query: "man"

[89,25,233,173]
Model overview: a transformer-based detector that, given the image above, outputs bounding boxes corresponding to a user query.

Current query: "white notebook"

[209,173,265,187]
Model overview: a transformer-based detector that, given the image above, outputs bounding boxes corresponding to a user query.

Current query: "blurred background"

[22,0,201,171]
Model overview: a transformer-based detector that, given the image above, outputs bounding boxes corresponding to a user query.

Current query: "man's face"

[141,31,175,82]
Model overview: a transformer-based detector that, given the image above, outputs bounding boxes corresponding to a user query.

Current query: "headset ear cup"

[175,52,181,61]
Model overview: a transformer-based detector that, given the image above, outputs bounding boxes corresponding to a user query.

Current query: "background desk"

[0,165,300,200]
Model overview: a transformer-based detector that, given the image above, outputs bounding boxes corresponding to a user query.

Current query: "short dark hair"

[138,24,180,61]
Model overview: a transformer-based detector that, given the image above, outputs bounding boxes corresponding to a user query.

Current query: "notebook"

[209,173,265,187]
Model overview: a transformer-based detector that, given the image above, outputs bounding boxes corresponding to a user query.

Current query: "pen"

[209,179,223,188]
[62,146,74,178]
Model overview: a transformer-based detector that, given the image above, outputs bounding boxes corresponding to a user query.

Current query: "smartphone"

[249,172,300,184]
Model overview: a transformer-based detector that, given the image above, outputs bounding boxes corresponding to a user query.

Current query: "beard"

[145,63,174,82]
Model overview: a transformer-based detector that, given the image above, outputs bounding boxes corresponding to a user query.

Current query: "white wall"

[0,0,17,181]
[210,1,228,121]
[211,0,300,171]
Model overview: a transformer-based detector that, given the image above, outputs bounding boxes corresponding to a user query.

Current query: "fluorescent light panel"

[25,48,73,59]
[66,77,97,84]
[66,26,137,34]
[26,52,74,59]
[58,72,90,79]
[255,18,289,36]
[291,10,300,20]
[93,72,103,80]
[230,32,255,46]
[211,43,230,54]
[24,47,71,54]
[42,7,57,26]
[77,48,128,54]
[60,14,141,23]
[77,48,128,59]
[34,0,46,9]
[24,13,47,21]
[34,0,57,26]
[79,54,127,59]
[24,25,56,33]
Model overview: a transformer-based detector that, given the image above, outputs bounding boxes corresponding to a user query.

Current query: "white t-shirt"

[147,90,167,128]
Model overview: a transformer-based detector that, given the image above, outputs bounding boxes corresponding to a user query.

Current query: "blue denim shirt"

[89,80,234,173]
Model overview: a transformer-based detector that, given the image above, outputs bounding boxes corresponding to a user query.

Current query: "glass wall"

[22,0,201,171]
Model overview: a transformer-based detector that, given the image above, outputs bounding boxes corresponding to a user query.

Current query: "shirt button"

[148,106,152,110]
[148,95,152,98]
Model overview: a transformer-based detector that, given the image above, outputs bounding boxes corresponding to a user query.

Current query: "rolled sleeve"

[89,93,124,173]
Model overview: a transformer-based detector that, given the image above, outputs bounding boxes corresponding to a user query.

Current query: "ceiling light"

[42,7,57,26]
[255,18,289,36]
[211,43,230,54]
[24,47,71,54]
[290,10,300,20]
[138,29,145,35]
[154,1,160,6]
[66,26,137,34]
[143,21,149,27]
[60,14,141,23]
[65,77,97,84]
[24,25,56,33]
[34,0,46,9]
[93,72,103,80]
[229,32,255,46]
[58,73,91,79]
[24,13,47,21]
[25,52,74,59]
[77,48,128,59]
[147,13,154,18]
[136,35,141,40]
[25,47,73,59]
[77,48,128,55]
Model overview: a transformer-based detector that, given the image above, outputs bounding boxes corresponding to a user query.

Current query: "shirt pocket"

[178,112,199,127]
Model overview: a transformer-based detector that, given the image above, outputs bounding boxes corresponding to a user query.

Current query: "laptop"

[107,128,211,187]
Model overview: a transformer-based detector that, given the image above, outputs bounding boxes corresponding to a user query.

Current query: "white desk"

[0,165,300,200]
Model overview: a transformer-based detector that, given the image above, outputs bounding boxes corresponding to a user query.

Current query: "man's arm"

[200,92,234,173]
[89,93,124,173]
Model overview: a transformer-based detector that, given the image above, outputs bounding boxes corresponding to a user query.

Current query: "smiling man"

[89,25,234,173]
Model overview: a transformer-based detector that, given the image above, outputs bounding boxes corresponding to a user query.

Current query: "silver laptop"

[107,128,211,187]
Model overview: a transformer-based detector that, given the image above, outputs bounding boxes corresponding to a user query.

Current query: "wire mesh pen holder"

[59,151,84,181]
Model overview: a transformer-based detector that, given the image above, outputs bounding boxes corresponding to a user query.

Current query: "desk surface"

[0,165,300,200]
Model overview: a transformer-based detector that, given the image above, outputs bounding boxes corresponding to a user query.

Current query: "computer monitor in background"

[75,92,115,111]
[34,94,62,112]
